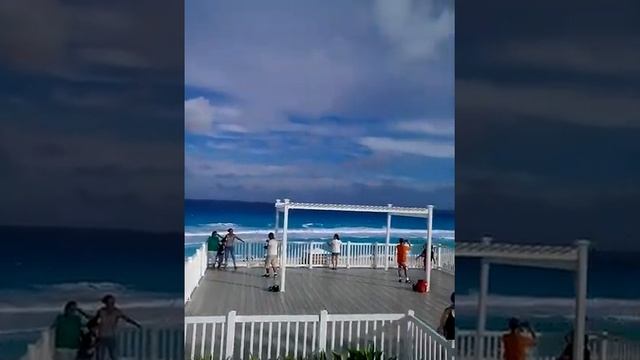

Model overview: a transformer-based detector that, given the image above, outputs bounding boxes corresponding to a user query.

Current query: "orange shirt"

[396,244,410,263]
[502,332,535,360]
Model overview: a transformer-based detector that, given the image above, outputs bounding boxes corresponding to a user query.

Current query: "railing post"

[346,241,351,269]
[574,240,590,360]
[225,311,237,359]
[150,328,159,360]
[601,331,608,360]
[405,310,415,359]
[42,329,52,359]
[318,310,328,353]
[437,245,442,269]
[385,204,392,271]
[373,242,378,269]
[309,242,313,269]
[476,236,492,360]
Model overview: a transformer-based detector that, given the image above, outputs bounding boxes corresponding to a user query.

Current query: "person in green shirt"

[51,301,90,360]
[207,230,224,268]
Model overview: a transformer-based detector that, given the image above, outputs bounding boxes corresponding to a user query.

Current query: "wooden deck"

[186,267,453,329]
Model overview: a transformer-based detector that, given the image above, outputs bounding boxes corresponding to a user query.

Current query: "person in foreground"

[329,233,342,270]
[438,292,455,340]
[396,238,411,283]
[223,228,245,270]
[96,294,142,360]
[502,317,536,360]
[558,331,591,360]
[51,301,91,360]
[263,232,279,277]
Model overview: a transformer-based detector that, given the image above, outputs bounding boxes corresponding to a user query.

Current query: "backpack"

[413,279,427,293]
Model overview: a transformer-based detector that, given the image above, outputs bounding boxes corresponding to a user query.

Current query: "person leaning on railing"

[207,231,224,269]
[51,301,91,360]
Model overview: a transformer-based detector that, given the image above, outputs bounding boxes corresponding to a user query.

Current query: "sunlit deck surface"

[186,267,453,329]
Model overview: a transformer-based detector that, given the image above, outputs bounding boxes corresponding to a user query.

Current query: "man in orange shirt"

[502,318,536,360]
[396,238,411,283]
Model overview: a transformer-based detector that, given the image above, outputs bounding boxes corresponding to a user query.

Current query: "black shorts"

[332,252,340,256]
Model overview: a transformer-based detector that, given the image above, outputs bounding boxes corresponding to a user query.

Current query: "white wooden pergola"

[274,199,434,292]
[457,237,590,360]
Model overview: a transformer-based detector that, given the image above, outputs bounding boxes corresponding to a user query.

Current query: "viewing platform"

[186,266,454,330]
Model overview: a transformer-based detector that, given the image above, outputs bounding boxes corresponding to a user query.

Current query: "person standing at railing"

[51,301,91,360]
[207,230,224,269]
[396,238,411,283]
[263,232,279,277]
[329,233,342,270]
[417,244,437,270]
[502,318,536,360]
[95,294,141,360]
[223,228,245,270]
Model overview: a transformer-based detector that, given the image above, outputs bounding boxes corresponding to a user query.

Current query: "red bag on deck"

[413,279,427,293]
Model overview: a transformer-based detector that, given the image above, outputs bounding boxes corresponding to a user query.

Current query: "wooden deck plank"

[186,267,453,330]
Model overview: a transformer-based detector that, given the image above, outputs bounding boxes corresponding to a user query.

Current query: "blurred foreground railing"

[185,310,454,360]
[21,327,183,360]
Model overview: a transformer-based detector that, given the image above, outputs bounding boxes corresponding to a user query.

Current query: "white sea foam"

[456,294,640,319]
[0,282,181,315]
[185,226,455,242]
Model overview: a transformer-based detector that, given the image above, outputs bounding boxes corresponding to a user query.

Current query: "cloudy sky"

[185,0,455,208]
[455,0,640,250]
[0,0,184,232]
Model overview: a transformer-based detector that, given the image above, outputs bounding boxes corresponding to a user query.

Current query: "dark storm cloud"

[0,0,183,231]
[456,0,640,250]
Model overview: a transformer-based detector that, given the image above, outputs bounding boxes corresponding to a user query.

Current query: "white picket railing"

[185,244,208,303]
[20,327,184,360]
[407,311,455,360]
[456,330,640,360]
[185,310,454,360]
[184,241,454,304]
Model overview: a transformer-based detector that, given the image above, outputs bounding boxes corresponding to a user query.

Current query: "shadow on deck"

[186,267,453,329]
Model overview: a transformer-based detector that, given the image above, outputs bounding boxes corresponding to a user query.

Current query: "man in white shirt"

[263,232,279,277]
[329,233,342,270]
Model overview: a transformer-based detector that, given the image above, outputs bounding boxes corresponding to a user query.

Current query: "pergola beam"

[458,239,590,360]
[275,199,435,293]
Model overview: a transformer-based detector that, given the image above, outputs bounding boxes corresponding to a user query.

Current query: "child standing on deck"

[76,317,99,360]
[215,236,226,269]
[396,238,411,283]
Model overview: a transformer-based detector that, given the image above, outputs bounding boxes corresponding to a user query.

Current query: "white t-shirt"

[267,239,278,256]
[331,239,342,253]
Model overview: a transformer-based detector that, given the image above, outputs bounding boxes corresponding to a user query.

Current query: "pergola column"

[385,203,392,271]
[279,199,290,292]
[573,240,590,360]
[426,205,434,289]
[476,236,492,360]
[274,199,281,237]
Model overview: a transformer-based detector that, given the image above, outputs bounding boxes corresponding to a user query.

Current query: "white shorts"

[54,349,77,360]
[265,255,278,267]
